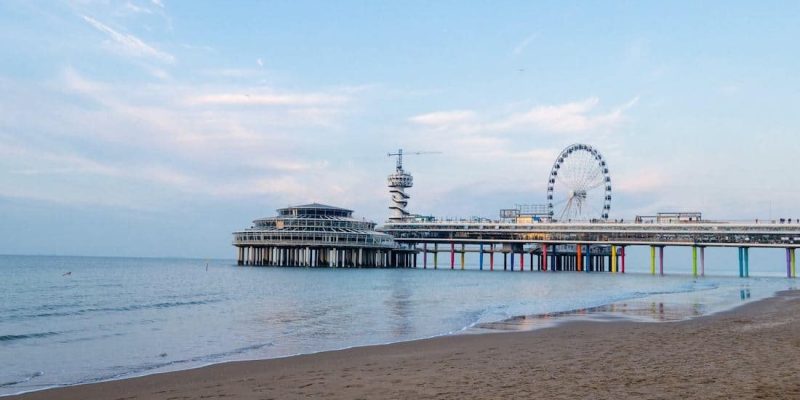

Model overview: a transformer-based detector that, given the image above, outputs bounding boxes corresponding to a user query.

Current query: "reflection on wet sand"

[473,300,710,332]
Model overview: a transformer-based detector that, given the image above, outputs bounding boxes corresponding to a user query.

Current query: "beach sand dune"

[12,291,800,399]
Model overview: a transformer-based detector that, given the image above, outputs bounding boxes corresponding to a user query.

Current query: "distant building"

[635,212,702,223]
[232,203,415,267]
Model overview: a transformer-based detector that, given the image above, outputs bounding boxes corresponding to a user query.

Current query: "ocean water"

[0,254,796,396]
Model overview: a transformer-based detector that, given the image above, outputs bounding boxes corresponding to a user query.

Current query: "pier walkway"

[379,220,800,277]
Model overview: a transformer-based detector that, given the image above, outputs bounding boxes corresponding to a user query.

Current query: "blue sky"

[1,1,799,258]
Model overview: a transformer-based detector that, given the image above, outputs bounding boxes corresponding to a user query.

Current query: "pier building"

[233,203,416,267]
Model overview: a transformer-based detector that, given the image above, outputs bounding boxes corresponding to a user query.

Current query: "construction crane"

[387,148,441,172]
[386,149,441,221]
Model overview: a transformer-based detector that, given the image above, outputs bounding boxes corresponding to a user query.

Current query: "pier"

[379,220,800,277]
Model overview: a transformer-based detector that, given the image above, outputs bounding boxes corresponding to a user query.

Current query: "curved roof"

[280,203,353,212]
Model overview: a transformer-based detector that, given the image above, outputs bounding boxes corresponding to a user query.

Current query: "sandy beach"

[11,290,800,400]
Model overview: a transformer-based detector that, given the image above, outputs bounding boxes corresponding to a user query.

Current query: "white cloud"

[151,0,164,8]
[492,96,638,133]
[189,92,348,107]
[257,58,264,67]
[408,97,639,135]
[408,110,475,128]
[81,14,175,64]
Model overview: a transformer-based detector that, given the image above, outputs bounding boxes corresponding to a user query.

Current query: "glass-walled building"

[233,203,415,267]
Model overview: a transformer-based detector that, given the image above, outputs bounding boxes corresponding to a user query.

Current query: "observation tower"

[387,149,413,222]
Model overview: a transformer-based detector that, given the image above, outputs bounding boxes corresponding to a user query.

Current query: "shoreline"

[9,289,800,399]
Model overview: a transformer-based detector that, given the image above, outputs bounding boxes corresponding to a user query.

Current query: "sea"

[1,250,797,396]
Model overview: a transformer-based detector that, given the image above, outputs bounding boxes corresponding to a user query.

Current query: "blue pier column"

[479,244,484,271]
[738,247,744,278]
[744,247,750,277]
[510,250,515,271]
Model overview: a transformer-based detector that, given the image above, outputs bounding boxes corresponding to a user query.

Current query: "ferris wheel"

[546,144,611,221]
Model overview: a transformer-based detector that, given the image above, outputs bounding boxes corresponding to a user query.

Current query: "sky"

[1,1,799,258]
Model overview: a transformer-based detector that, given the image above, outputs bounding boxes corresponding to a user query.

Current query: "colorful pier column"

[490,246,494,271]
[744,247,750,277]
[611,245,617,273]
[510,251,515,271]
[620,246,626,274]
[520,249,525,271]
[792,248,796,278]
[692,247,698,277]
[700,247,705,277]
[585,245,591,272]
[650,246,656,275]
[479,244,484,271]
[542,244,548,271]
[659,246,665,275]
[460,244,465,270]
[433,243,438,269]
[738,247,744,278]
[450,242,455,270]
[576,244,583,272]
[787,248,792,278]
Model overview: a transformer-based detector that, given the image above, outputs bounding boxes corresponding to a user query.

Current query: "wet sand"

[11,290,800,399]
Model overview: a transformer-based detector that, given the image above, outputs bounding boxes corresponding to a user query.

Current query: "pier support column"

[461,244,465,270]
[520,248,524,271]
[692,246,698,277]
[423,243,427,269]
[620,246,626,274]
[792,248,796,278]
[503,251,508,271]
[611,245,617,273]
[744,247,750,277]
[450,242,455,270]
[530,251,534,272]
[542,244,548,271]
[700,247,705,277]
[433,243,438,269]
[787,248,792,278]
[510,250,515,271]
[586,245,591,272]
[479,244,484,271]
[738,247,744,278]
[490,246,494,271]
[650,246,656,275]
[576,244,582,272]
[659,246,664,275]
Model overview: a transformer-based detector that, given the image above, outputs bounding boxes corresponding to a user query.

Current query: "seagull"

[62,271,71,276]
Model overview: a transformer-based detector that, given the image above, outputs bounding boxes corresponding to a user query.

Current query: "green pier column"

[650,246,656,275]
[692,247,698,277]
